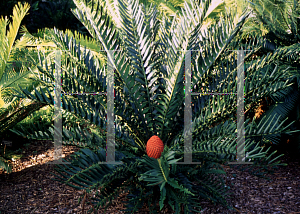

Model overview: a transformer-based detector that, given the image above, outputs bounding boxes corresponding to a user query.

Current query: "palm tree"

[11,0,300,213]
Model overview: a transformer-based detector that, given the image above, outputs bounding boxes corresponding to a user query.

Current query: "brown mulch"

[0,140,300,214]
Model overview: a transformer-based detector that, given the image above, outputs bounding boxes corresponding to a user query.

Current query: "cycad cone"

[146,135,164,159]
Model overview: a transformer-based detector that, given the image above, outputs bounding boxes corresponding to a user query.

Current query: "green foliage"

[0,2,46,174]
[232,0,300,156]
[240,0,300,44]
[12,105,54,133]
[9,0,300,213]
[0,105,53,174]
[0,156,12,174]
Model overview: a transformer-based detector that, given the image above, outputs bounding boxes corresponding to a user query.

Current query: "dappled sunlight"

[0,140,81,175]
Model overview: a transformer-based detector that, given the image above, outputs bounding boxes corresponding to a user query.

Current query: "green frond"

[0,2,30,80]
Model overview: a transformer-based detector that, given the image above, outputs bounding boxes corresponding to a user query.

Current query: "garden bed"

[0,140,299,213]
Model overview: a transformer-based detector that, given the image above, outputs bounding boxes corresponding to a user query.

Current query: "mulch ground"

[0,139,299,214]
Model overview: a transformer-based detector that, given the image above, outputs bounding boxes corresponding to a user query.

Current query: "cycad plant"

[0,2,57,139]
[231,0,300,157]
[0,2,52,173]
[10,0,300,213]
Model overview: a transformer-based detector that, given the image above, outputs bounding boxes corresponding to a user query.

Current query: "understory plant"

[0,2,52,173]
[10,0,300,213]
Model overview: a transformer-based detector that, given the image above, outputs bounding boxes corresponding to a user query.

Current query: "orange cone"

[146,135,164,159]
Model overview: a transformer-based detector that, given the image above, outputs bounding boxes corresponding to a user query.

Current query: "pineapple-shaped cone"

[146,135,164,159]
